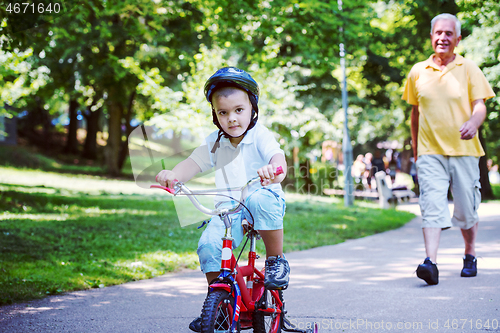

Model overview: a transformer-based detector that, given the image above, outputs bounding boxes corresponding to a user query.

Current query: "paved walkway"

[1,201,499,333]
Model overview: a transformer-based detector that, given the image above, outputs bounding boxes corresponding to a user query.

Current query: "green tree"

[2,0,208,175]
[0,46,63,143]
[458,0,500,198]
[0,48,37,115]
[356,0,459,152]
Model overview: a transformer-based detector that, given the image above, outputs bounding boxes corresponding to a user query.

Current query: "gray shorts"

[416,154,481,230]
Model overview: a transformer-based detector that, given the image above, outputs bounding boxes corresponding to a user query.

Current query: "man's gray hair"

[431,13,461,36]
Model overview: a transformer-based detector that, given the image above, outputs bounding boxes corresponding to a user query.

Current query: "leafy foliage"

[458,0,500,164]
[1,0,499,176]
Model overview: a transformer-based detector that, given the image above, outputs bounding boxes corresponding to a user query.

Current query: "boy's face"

[212,88,253,145]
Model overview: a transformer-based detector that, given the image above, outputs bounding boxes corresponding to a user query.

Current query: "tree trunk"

[479,156,493,199]
[400,138,412,173]
[82,107,102,160]
[64,99,79,154]
[171,131,182,154]
[479,129,494,199]
[38,97,52,138]
[105,91,124,176]
[299,159,314,195]
[118,91,136,170]
[19,102,50,146]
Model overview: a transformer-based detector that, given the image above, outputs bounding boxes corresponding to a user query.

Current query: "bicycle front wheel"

[253,289,283,333]
[201,290,239,333]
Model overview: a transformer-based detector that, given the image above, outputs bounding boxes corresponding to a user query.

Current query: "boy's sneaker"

[189,316,202,332]
[416,257,439,285]
[264,255,290,290]
[461,254,477,277]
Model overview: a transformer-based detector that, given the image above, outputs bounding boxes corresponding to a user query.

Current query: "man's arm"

[411,105,419,161]
[459,99,487,140]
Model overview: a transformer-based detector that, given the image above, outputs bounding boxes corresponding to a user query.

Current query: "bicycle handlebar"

[150,166,284,217]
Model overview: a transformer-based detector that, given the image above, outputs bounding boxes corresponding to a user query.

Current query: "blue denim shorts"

[197,188,286,273]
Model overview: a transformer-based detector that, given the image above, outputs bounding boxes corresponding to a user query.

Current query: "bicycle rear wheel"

[253,289,283,333]
[201,290,239,333]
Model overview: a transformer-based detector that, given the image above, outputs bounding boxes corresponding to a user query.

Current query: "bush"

[310,162,339,194]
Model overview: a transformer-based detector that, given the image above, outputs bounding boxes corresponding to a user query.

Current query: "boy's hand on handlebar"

[155,170,177,189]
[258,164,284,186]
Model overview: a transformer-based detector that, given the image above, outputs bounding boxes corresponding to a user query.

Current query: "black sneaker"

[189,316,202,332]
[461,254,477,277]
[416,257,439,285]
[264,255,290,290]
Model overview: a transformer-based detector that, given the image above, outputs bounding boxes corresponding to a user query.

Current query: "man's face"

[431,19,461,57]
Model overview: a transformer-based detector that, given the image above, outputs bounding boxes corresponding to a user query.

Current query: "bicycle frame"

[151,166,316,333]
[211,224,283,331]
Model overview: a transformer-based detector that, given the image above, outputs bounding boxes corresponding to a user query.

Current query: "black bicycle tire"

[252,289,283,333]
[201,290,239,333]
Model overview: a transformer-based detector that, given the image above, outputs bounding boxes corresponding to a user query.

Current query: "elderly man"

[402,13,495,285]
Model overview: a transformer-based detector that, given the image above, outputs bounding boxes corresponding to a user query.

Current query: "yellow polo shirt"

[402,54,495,157]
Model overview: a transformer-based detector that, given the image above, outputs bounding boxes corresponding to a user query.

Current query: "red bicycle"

[151,167,317,333]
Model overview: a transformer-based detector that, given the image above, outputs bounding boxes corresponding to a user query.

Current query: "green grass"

[492,184,500,199]
[280,195,415,251]
[0,145,108,176]
[0,180,200,305]
[0,146,416,305]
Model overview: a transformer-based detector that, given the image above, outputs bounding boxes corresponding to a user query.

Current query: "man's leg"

[461,222,478,257]
[415,155,451,285]
[460,223,479,277]
[417,227,441,285]
[449,156,481,277]
[423,227,442,263]
[449,156,481,254]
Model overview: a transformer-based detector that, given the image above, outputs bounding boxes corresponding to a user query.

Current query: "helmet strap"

[210,130,224,153]
[210,109,257,154]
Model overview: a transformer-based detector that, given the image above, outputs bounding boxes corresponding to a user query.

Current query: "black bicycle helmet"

[204,67,259,103]
[204,67,260,150]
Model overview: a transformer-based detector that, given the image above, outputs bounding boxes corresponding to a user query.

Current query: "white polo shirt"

[190,123,285,203]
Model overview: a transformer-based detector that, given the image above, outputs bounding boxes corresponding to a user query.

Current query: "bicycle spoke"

[214,300,232,332]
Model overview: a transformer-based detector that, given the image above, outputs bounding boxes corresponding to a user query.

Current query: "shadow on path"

[1,202,499,333]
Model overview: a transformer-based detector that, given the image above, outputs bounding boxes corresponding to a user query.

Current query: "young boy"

[155,67,289,332]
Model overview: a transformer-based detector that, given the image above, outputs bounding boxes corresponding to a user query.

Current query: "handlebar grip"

[275,166,284,176]
[151,179,178,194]
[150,185,176,194]
[152,178,179,195]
